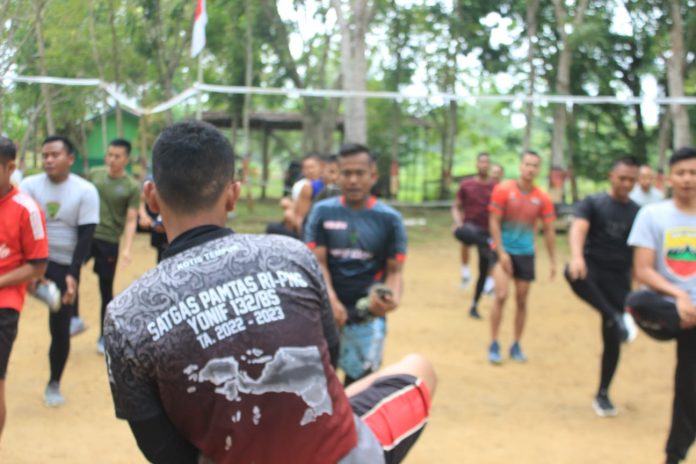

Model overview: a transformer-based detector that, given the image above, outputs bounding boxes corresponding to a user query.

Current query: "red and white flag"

[191,0,207,58]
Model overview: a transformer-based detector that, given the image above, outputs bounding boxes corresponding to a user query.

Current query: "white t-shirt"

[10,169,23,186]
[20,173,99,265]
[291,178,308,201]
[629,185,665,207]
[628,200,696,303]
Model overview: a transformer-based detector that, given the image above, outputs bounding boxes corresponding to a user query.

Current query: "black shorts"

[89,238,119,280]
[0,309,20,380]
[510,254,535,281]
[350,374,431,464]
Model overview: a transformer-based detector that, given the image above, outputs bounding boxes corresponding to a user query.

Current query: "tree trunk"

[261,128,270,199]
[667,0,691,148]
[441,99,456,199]
[550,0,588,202]
[657,110,672,171]
[139,114,149,178]
[523,0,540,151]
[108,0,123,137]
[332,0,371,144]
[567,106,578,203]
[389,101,401,199]
[80,118,90,173]
[243,0,254,211]
[34,0,54,134]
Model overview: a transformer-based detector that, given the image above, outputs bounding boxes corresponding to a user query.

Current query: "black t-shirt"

[104,227,359,464]
[574,193,640,270]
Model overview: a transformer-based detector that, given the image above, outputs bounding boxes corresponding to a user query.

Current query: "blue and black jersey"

[305,196,407,322]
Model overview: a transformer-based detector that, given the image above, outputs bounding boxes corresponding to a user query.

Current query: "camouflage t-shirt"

[104,228,381,463]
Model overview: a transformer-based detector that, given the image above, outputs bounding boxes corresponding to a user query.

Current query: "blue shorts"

[339,318,386,380]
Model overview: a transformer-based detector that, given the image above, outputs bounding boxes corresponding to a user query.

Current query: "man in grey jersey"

[20,135,99,407]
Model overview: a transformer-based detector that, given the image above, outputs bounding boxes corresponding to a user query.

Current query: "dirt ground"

[1,230,686,463]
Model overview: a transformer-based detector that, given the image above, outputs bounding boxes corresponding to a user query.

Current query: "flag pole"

[196,52,203,120]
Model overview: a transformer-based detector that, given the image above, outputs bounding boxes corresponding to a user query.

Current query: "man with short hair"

[305,143,407,385]
[0,136,48,439]
[78,138,140,353]
[630,164,665,206]
[490,163,504,183]
[20,135,99,407]
[488,150,556,364]
[625,146,696,464]
[104,121,435,464]
[565,156,640,417]
[452,152,497,319]
[314,154,341,202]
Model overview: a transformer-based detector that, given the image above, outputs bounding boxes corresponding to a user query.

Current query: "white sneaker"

[32,281,62,312]
[483,276,495,295]
[623,312,638,343]
[70,317,87,337]
[44,381,65,407]
[460,266,471,289]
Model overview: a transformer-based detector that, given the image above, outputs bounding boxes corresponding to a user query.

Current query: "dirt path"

[1,233,683,463]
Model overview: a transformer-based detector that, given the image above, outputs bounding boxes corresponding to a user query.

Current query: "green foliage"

[1,0,694,200]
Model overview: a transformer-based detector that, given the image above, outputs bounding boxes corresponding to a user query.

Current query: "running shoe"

[592,394,617,417]
[623,312,638,343]
[469,306,482,319]
[97,336,105,355]
[70,317,87,337]
[44,381,65,407]
[32,281,62,313]
[460,266,472,289]
[488,341,502,365]
[611,313,629,343]
[483,276,495,295]
[509,342,528,362]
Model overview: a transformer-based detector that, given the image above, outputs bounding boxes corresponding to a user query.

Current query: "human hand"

[567,257,586,281]
[331,298,348,327]
[676,293,696,329]
[121,250,131,267]
[499,252,513,275]
[368,285,397,317]
[63,275,77,305]
[138,214,153,229]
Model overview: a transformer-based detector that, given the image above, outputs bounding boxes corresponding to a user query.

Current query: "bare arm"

[542,221,557,280]
[0,261,47,289]
[369,258,403,317]
[489,212,511,275]
[138,193,153,229]
[311,246,347,327]
[120,208,138,265]
[292,183,314,233]
[634,246,696,327]
[451,196,465,227]
[567,218,590,280]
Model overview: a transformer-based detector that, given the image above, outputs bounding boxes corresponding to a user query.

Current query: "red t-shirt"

[0,186,49,311]
[456,177,496,231]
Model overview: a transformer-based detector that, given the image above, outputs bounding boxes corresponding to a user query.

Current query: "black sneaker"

[592,394,617,417]
[469,306,482,319]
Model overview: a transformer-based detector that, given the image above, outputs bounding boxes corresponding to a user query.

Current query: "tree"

[332,0,373,144]
[549,0,589,177]
[666,0,692,147]
[523,0,540,151]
